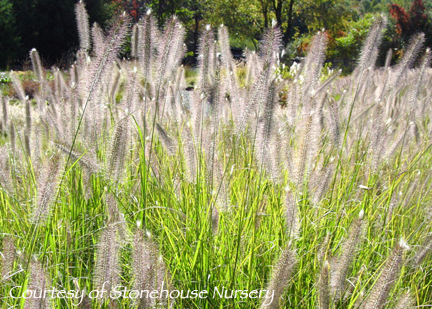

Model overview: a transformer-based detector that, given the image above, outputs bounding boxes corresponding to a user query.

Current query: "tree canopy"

[0,0,431,69]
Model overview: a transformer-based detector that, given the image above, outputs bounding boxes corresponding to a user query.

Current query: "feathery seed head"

[75,0,91,51]
[330,214,365,301]
[94,225,120,299]
[32,154,64,225]
[1,237,16,282]
[260,245,297,308]
[359,209,365,220]
[26,261,51,308]
[362,241,408,309]
[30,48,44,83]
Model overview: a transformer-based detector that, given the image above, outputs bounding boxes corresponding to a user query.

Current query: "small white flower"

[399,238,410,250]
[359,185,371,190]
[359,209,365,220]
[230,164,235,175]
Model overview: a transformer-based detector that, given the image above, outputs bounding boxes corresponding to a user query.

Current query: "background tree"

[389,0,432,56]
[8,0,115,68]
[1,0,431,70]
[0,0,20,68]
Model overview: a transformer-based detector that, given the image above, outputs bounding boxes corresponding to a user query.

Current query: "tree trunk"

[193,12,200,59]
[259,0,269,29]
[283,0,295,45]
[273,0,283,28]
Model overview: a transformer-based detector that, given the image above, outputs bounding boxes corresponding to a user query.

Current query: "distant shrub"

[330,14,376,60]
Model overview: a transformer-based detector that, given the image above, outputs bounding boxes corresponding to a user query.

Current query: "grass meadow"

[1,5,432,309]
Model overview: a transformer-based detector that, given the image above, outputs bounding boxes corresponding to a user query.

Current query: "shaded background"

[0,0,431,70]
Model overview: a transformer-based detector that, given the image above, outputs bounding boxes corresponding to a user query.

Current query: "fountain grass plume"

[83,12,129,105]
[284,189,299,239]
[370,103,384,173]
[108,67,121,105]
[394,290,414,309]
[30,48,44,84]
[94,225,120,301]
[312,164,334,205]
[301,31,328,96]
[0,236,16,282]
[385,48,393,69]
[107,117,129,183]
[26,260,51,309]
[390,33,425,90]
[408,48,430,117]
[156,123,176,155]
[171,66,186,118]
[63,12,130,192]
[362,239,409,309]
[317,260,331,309]
[218,25,234,71]
[237,24,281,133]
[132,229,158,308]
[0,147,11,189]
[256,80,278,178]
[208,65,223,123]
[154,254,174,307]
[123,66,138,112]
[139,11,158,84]
[314,70,341,97]
[1,96,8,130]
[106,193,129,241]
[131,23,139,59]
[355,15,387,75]
[10,71,26,102]
[182,124,197,183]
[31,153,63,225]
[24,98,31,156]
[191,90,204,144]
[154,16,185,109]
[260,243,297,309]
[260,21,282,67]
[197,24,216,92]
[245,49,262,86]
[413,233,432,267]
[238,62,271,133]
[91,22,106,57]
[75,0,91,52]
[294,113,313,188]
[260,80,277,147]
[330,210,365,301]
[9,121,16,155]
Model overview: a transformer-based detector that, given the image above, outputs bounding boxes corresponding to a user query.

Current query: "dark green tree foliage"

[31,0,77,65]
[6,0,114,69]
[2,0,431,70]
[0,0,20,68]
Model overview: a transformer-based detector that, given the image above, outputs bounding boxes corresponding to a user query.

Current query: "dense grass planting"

[1,5,432,308]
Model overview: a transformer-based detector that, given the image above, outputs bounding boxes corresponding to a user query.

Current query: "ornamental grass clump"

[1,6,432,308]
